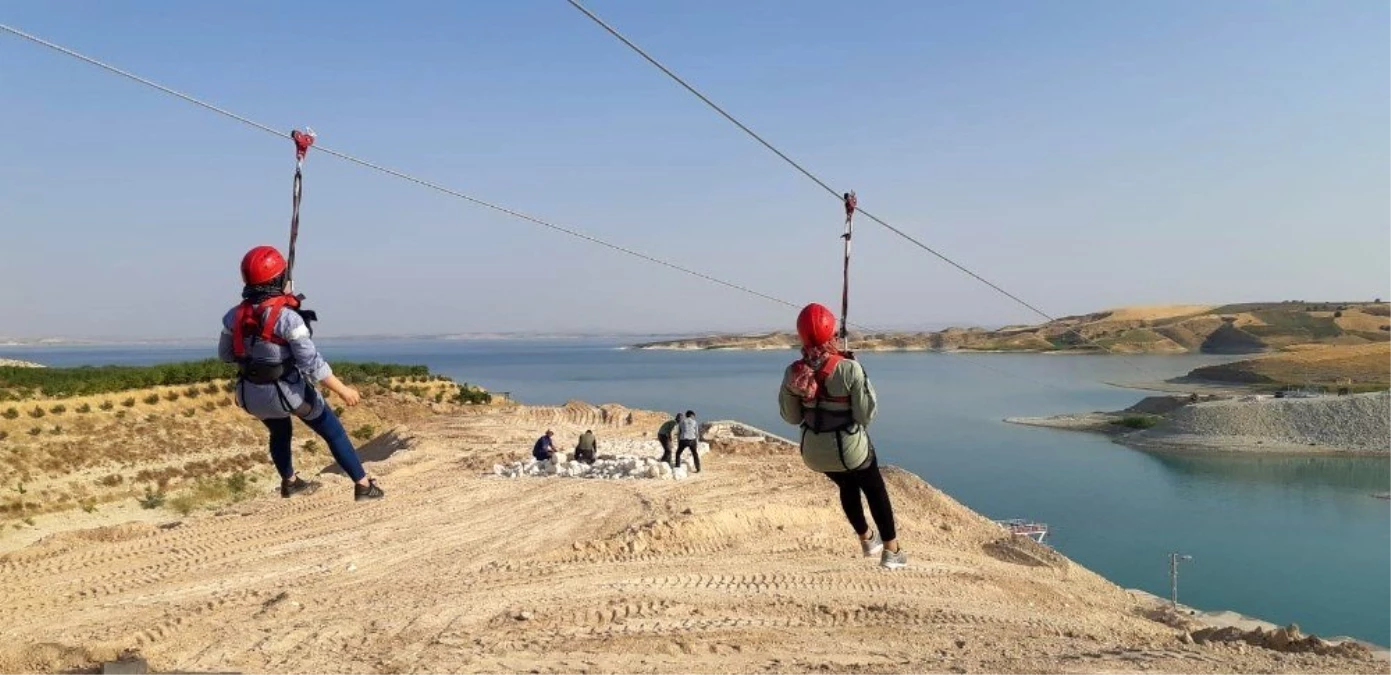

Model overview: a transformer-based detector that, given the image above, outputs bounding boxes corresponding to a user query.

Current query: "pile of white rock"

[492,438,710,481]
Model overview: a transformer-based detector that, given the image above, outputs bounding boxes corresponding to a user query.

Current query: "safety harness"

[839,191,857,350]
[799,351,852,434]
[286,128,316,292]
[230,294,304,384]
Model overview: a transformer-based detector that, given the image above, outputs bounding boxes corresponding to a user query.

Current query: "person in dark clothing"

[575,430,598,464]
[672,410,701,473]
[533,430,556,461]
[656,414,679,463]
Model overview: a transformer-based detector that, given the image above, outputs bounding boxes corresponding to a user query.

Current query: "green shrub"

[0,431,7,442]
[183,386,202,398]
[75,403,92,414]
[48,404,66,415]
[434,391,445,403]
[303,440,320,454]
[333,406,345,417]
[218,398,233,408]
[1112,415,1160,430]
[115,410,128,419]
[1,407,16,420]
[202,401,217,412]
[49,425,62,435]
[142,394,160,405]
[182,409,196,418]
[99,400,114,411]
[121,397,136,408]
[226,472,249,495]
[27,427,41,437]
[138,488,165,510]
[352,425,376,441]
[28,407,44,419]
[81,500,98,513]
[162,391,180,402]
[454,388,493,405]
[202,383,221,395]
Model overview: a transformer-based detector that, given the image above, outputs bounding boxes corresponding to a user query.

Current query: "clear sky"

[1,1,1387,339]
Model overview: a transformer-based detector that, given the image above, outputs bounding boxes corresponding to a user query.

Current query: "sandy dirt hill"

[1185,343,1391,388]
[0,404,1376,674]
[633,302,1391,355]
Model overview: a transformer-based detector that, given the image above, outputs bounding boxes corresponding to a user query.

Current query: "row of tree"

[0,360,435,400]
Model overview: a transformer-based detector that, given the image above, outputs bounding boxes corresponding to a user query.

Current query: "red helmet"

[796,303,838,347]
[240,246,287,285]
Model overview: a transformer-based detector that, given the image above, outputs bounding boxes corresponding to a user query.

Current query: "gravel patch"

[1129,391,1389,454]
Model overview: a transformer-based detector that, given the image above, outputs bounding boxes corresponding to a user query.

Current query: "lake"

[4,339,1388,645]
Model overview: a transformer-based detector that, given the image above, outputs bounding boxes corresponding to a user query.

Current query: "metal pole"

[1169,553,1177,607]
[1169,552,1192,608]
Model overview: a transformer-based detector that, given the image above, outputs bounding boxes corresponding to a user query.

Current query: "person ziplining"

[779,302,906,569]
[777,195,906,569]
[216,130,385,502]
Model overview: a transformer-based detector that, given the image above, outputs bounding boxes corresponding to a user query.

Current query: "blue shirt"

[532,435,554,459]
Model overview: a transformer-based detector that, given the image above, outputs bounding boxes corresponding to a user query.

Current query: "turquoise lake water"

[4,339,1387,645]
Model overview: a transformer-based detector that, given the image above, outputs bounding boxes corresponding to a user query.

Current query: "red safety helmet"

[796,303,838,347]
[240,246,288,285]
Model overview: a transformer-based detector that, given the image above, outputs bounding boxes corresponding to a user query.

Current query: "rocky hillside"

[632,302,1391,355]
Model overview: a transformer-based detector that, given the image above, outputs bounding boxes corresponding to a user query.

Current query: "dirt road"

[0,403,1376,673]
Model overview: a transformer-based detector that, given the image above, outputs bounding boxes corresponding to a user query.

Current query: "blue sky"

[1,1,1386,339]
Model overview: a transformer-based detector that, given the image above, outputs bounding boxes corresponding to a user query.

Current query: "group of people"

[223,245,905,568]
[531,428,599,464]
[657,410,701,473]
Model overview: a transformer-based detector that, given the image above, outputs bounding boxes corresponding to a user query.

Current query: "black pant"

[673,439,700,472]
[657,434,672,463]
[575,448,595,464]
[825,456,896,541]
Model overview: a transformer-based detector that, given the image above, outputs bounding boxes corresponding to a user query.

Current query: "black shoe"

[281,476,320,499]
[354,479,385,502]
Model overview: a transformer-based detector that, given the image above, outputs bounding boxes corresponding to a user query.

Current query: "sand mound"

[1102,305,1215,322]
[0,406,1377,674]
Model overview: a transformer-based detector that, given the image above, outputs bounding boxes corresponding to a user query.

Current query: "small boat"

[996,518,1049,544]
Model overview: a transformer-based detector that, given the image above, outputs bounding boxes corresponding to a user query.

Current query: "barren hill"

[1183,343,1391,389]
[632,302,1391,355]
[0,403,1378,673]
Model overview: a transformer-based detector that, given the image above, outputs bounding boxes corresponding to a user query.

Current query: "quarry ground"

[0,402,1379,674]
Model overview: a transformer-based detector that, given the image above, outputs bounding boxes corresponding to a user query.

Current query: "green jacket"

[657,420,678,437]
[576,431,597,452]
[778,357,877,473]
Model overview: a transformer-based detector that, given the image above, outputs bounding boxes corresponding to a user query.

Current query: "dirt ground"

[0,403,1379,674]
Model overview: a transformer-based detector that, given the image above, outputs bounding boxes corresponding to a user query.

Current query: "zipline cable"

[0,21,1069,393]
[563,0,1164,377]
[0,21,800,313]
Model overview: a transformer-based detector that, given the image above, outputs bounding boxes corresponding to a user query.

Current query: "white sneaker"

[860,530,884,557]
[880,547,907,570]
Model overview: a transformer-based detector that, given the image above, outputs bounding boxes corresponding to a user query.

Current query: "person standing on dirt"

[672,410,701,473]
[778,303,905,569]
[218,245,384,502]
[533,430,556,462]
[575,429,598,464]
[656,414,680,463]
